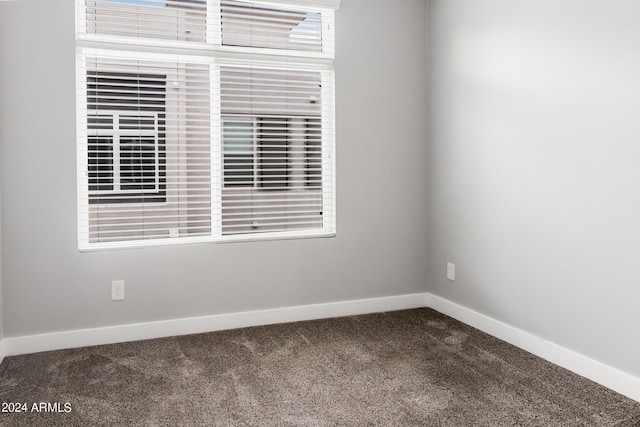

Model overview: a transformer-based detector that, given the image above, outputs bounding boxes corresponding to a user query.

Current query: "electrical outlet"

[446,263,455,281]
[111,280,125,301]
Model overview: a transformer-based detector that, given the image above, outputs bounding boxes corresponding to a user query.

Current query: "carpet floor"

[0,308,639,426]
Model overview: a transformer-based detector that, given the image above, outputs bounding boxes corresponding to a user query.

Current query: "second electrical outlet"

[111,280,125,300]
[446,263,455,281]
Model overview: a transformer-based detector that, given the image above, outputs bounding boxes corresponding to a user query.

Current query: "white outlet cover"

[111,280,125,301]
[447,263,455,281]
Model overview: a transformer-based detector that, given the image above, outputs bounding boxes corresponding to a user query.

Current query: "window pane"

[219,66,326,236]
[81,55,212,244]
[84,0,207,44]
[223,121,253,152]
[120,137,158,191]
[221,1,323,52]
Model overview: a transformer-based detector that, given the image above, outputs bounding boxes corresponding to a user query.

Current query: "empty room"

[1,0,639,425]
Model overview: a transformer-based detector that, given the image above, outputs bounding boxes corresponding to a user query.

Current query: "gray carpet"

[1,308,639,426]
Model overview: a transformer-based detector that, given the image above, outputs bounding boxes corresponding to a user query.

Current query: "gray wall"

[0,6,4,341]
[0,0,429,337]
[0,100,3,342]
[428,0,640,378]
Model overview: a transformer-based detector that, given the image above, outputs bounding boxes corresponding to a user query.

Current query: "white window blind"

[220,65,327,235]
[76,0,337,250]
[221,1,323,52]
[83,0,208,45]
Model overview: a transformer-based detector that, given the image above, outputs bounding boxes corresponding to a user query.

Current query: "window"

[87,72,166,204]
[221,1,323,52]
[223,117,325,189]
[76,0,338,249]
[223,119,255,188]
[223,117,292,189]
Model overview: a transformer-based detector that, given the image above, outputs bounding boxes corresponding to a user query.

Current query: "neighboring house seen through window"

[224,117,322,189]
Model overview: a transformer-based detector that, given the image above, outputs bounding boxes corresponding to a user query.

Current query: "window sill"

[78,230,336,252]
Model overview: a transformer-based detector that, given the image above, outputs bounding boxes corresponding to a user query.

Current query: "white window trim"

[239,0,341,10]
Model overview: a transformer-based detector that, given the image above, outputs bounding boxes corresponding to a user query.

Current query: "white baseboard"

[0,338,6,366]
[2,293,427,358]
[426,293,640,403]
[2,291,638,404]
